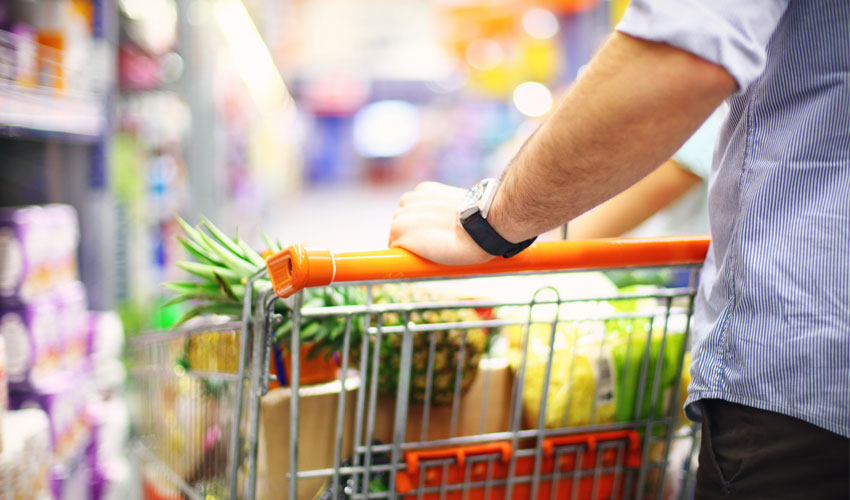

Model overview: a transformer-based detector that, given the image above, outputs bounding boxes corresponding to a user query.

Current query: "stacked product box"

[0,204,129,500]
[85,311,132,500]
[0,409,53,500]
[1,0,101,94]
[0,204,83,387]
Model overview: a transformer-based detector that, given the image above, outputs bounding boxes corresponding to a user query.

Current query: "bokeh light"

[512,81,553,117]
[523,8,560,39]
[353,100,421,158]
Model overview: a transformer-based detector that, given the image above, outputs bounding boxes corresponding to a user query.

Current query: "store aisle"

[271,184,410,251]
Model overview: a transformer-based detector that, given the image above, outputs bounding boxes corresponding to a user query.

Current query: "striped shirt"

[618,1,850,437]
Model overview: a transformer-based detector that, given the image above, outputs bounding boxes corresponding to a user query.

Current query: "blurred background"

[0,0,640,498]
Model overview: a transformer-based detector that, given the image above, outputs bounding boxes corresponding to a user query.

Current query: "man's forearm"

[488,33,736,243]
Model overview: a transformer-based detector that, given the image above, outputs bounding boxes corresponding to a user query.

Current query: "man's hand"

[388,182,495,266]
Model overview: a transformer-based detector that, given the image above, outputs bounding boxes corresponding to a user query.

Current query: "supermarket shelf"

[0,86,105,142]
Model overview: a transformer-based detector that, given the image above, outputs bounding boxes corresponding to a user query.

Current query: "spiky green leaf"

[236,238,265,267]
[178,236,224,266]
[214,273,238,301]
[195,228,258,278]
[261,232,277,253]
[177,217,215,254]
[201,217,249,260]
[178,261,241,282]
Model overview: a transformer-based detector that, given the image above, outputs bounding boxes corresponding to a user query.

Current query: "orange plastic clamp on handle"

[266,236,710,298]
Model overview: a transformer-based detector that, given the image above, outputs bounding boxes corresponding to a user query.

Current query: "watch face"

[458,178,497,220]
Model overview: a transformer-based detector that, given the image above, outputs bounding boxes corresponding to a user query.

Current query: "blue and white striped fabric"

[618,1,850,437]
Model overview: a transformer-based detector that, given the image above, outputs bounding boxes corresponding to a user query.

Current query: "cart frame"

[130,236,709,500]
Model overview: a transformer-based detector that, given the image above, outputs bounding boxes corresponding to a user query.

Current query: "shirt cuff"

[616,0,789,91]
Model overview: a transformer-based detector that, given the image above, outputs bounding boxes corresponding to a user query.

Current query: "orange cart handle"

[266,236,710,298]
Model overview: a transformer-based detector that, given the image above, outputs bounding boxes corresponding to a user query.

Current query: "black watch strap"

[462,211,536,258]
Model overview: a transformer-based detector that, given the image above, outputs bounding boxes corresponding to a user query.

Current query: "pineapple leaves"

[261,232,280,253]
[173,303,242,327]
[178,261,241,283]
[178,236,224,267]
[236,238,265,267]
[201,217,250,261]
[194,226,258,278]
[214,272,239,301]
[177,217,214,254]
[169,216,367,368]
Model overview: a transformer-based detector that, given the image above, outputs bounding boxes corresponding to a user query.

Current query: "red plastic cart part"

[143,480,182,500]
[394,431,644,499]
[405,443,513,476]
[543,430,640,456]
[266,236,711,298]
[541,430,643,471]
[397,443,512,494]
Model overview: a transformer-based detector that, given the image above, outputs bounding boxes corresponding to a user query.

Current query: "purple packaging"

[0,205,45,303]
[54,281,88,372]
[10,374,92,469]
[44,204,80,287]
[50,453,93,500]
[0,204,79,304]
[0,296,59,387]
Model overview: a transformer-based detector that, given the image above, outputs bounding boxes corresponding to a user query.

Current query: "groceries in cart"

[138,219,704,500]
[167,219,492,405]
[500,291,690,430]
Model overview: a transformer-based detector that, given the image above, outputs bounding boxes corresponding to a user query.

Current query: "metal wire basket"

[130,236,709,500]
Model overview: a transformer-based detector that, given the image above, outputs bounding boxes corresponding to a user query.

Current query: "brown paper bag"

[258,376,359,500]
[371,358,513,444]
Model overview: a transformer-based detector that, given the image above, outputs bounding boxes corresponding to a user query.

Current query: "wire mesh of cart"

[129,267,274,500]
[263,236,710,500]
[128,237,708,500]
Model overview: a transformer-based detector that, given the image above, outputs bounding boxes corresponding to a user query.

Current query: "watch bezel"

[458,178,499,222]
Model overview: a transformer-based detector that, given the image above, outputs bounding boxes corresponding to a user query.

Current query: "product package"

[86,310,124,365]
[0,204,79,304]
[86,310,125,391]
[501,298,690,430]
[9,22,37,86]
[44,205,80,288]
[50,451,92,500]
[0,408,52,500]
[9,375,92,469]
[0,205,45,302]
[87,394,129,469]
[0,297,59,387]
[53,281,88,373]
[87,394,132,500]
[90,458,132,500]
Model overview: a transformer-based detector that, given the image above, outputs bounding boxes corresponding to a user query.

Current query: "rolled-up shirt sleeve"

[616,0,789,91]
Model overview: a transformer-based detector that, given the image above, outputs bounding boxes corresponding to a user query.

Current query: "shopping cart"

[129,236,709,500]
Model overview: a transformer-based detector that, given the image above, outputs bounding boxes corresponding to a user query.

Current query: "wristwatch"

[457,178,537,258]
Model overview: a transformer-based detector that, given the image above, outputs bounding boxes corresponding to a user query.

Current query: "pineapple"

[167,219,488,405]
[361,284,488,406]
[166,217,361,370]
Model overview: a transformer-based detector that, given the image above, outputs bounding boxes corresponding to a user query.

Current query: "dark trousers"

[695,399,850,499]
